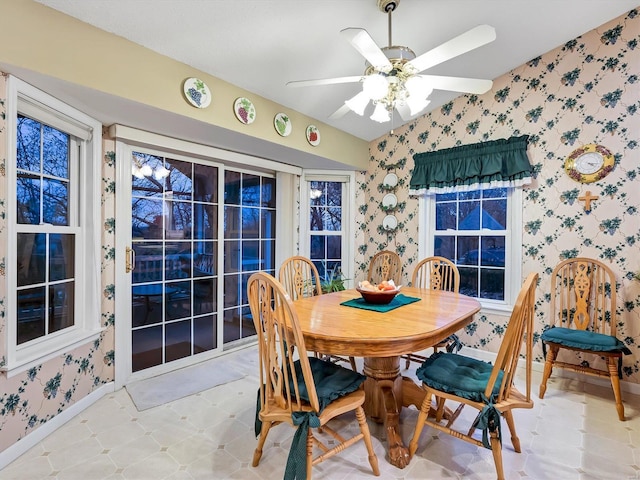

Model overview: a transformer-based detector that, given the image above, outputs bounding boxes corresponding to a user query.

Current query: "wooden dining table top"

[292,287,481,358]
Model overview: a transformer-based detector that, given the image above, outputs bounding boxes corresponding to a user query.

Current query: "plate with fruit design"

[274,112,292,137]
[234,97,256,124]
[183,78,211,108]
[306,125,321,146]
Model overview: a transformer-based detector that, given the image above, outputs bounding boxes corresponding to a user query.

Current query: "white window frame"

[418,187,523,315]
[3,76,103,377]
[300,171,356,289]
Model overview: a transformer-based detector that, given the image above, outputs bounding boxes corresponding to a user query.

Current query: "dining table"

[292,286,481,469]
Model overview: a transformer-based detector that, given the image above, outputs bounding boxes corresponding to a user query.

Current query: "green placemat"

[340,293,421,313]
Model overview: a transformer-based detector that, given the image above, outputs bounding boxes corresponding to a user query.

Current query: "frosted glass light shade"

[363,74,388,100]
[370,102,390,123]
[345,91,370,116]
[405,75,432,98]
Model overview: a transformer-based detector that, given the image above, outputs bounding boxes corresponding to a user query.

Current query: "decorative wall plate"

[382,172,398,188]
[564,144,614,183]
[234,97,256,124]
[382,214,398,231]
[182,78,212,108]
[306,125,321,146]
[382,193,398,210]
[274,112,292,136]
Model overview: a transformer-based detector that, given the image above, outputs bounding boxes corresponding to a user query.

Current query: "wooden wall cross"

[578,190,599,213]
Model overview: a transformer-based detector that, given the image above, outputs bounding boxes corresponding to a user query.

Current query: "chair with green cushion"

[248,272,379,480]
[408,272,538,480]
[403,256,461,369]
[279,256,357,371]
[539,257,631,421]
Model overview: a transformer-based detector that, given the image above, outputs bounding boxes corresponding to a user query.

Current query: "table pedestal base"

[363,356,426,469]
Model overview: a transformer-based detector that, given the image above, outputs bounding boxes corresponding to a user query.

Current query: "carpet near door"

[126,358,245,411]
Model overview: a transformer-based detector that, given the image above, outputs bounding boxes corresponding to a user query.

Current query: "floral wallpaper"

[0,73,117,454]
[357,9,640,383]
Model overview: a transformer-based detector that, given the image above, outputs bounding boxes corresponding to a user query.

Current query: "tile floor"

[2,345,639,480]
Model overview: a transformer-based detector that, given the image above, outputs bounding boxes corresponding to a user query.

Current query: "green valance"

[409,135,533,196]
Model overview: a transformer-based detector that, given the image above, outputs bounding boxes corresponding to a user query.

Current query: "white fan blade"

[286,76,363,87]
[341,27,392,72]
[395,102,413,122]
[329,103,352,120]
[407,25,496,74]
[420,75,493,94]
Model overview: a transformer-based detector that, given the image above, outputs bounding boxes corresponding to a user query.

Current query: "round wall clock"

[564,144,614,183]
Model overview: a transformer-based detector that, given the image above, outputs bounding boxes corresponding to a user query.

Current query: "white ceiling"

[33,0,640,142]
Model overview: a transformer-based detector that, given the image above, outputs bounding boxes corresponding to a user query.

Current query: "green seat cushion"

[416,352,503,403]
[291,357,366,410]
[541,327,631,354]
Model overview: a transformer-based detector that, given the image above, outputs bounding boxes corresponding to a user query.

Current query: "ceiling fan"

[287,0,496,123]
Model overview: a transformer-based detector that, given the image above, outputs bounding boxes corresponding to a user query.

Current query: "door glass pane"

[133,243,163,284]
[165,280,191,321]
[131,153,164,197]
[194,163,217,203]
[167,159,193,200]
[165,200,191,240]
[165,320,192,362]
[242,207,259,238]
[132,326,163,372]
[132,198,164,240]
[224,171,241,205]
[242,174,260,206]
[194,315,216,353]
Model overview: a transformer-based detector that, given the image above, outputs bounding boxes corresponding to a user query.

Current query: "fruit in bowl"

[356,280,401,304]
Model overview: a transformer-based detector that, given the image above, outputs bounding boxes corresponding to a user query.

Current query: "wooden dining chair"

[279,256,357,371]
[367,249,402,285]
[403,256,461,369]
[408,272,538,480]
[539,257,631,421]
[248,272,380,480]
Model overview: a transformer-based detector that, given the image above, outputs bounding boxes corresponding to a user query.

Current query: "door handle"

[126,247,135,273]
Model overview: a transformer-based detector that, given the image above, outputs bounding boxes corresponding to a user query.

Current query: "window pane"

[224,205,241,239]
[434,236,455,259]
[16,174,40,225]
[194,163,217,203]
[165,320,191,362]
[48,282,74,333]
[166,200,192,240]
[457,236,479,265]
[310,235,325,260]
[131,153,164,197]
[482,199,507,229]
[132,326,163,372]
[17,233,46,286]
[166,281,191,321]
[16,116,41,172]
[324,207,342,231]
[436,192,456,202]
[42,125,69,178]
[310,206,323,231]
[483,188,507,199]
[43,178,69,226]
[435,202,456,230]
[261,209,275,238]
[481,269,505,300]
[167,159,193,200]
[132,198,164,240]
[327,236,341,259]
[132,242,163,284]
[262,177,276,208]
[193,203,215,240]
[242,174,260,206]
[459,190,481,200]
[194,314,216,353]
[480,237,505,267]
[49,234,74,281]
[224,171,241,205]
[17,286,46,344]
[242,207,259,239]
[458,201,480,230]
[458,267,479,298]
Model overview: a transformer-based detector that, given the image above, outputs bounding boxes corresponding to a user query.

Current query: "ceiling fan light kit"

[287,0,496,125]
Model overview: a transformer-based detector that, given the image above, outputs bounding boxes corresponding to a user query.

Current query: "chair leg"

[489,429,505,480]
[349,356,358,372]
[607,357,625,421]
[355,406,380,476]
[252,421,273,467]
[503,410,521,453]
[306,427,313,480]
[405,356,411,370]
[408,391,433,458]
[539,345,558,399]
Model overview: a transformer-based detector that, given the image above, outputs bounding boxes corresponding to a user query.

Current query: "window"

[422,187,522,311]
[309,180,344,282]
[4,77,102,374]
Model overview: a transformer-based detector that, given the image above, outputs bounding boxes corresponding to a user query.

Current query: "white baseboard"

[0,382,115,470]
[459,346,640,397]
